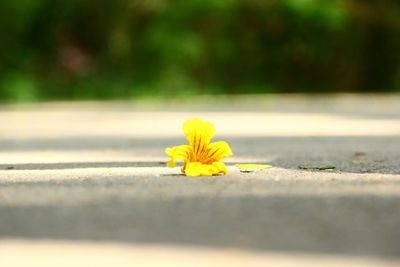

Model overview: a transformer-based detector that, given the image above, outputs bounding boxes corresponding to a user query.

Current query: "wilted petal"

[236,164,272,169]
[236,164,272,173]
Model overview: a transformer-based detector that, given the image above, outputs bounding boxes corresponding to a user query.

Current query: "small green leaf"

[298,165,336,170]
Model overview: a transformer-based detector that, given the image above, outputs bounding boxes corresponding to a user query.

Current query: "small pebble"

[355,151,367,157]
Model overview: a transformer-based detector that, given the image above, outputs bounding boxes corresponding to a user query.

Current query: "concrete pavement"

[0,94,400,266]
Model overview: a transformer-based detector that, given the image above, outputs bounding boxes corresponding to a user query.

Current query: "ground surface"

[1,94,400,266]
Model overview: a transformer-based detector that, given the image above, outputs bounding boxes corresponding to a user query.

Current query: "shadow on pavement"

[0,194,399,259]
[1,134,400,259]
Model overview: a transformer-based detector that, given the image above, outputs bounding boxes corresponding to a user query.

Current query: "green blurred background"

[0,0,399,102]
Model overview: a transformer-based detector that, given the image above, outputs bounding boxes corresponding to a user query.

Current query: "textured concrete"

[1,240,399,267]
[0,95,400,265]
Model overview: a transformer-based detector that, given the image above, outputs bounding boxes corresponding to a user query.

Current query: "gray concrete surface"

[0,95,400,264]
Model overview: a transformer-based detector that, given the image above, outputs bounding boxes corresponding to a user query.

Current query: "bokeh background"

[0,0,399,102]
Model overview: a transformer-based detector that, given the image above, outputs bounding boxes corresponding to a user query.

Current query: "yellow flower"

[166,118,233,176]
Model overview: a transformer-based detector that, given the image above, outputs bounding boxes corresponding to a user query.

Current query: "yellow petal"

[212,161,228,175]
[184,162,208,176]
[184,162,228,176]
[165,145,192,167]
[183,118,216,159]
[236,164,272,170]
[205,141,233,163]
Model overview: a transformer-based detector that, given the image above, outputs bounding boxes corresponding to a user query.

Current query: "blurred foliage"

[0,0,399,101]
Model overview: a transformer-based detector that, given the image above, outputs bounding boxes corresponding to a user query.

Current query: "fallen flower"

[166,118,233,176]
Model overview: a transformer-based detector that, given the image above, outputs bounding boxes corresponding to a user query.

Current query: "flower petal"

[184,161,228,176]
[211,161,228,175]
[236,164,272,173]
[165,145,192,167]
[183,118,216,159]
[206,141,233,163]
[184,162,209,176]
[235,164,272,170]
